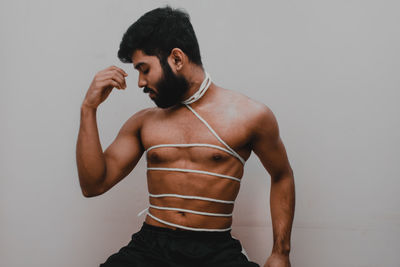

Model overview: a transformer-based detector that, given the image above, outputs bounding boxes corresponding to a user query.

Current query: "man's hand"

[264,253,291,267]
[82,66,128,109]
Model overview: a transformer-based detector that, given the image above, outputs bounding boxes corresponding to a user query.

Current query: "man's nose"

[138,74,147,88]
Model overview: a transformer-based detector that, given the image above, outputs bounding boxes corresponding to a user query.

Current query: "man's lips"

[143,87,156,94]
[143,87,157,99]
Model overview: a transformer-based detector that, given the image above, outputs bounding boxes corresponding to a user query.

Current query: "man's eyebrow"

[134,62,145,70]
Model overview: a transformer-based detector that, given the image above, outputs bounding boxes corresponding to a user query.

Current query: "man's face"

[132,50,189,108]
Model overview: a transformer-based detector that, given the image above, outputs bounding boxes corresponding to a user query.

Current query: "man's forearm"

[76,105,106,196]
[269,171,295,255]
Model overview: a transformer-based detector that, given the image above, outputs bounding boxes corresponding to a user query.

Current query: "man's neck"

[181,65,207,102]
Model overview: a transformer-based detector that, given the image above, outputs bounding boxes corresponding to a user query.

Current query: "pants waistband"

[141,222,232,239]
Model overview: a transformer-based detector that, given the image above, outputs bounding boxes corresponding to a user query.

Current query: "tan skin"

[76,48,295,267]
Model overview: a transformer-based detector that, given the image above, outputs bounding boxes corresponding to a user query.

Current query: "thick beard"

[151,58,190,109]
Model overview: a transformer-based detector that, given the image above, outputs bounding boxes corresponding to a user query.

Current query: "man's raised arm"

[251,105,295,267]
[76,66,145,197]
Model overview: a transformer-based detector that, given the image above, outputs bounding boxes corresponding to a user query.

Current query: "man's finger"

[111,76,125,89]
[109,65,128,77]
[111,72,126,89]
[102,71,126,89]
[100,80,121,90]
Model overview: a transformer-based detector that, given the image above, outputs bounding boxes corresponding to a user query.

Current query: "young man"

[76,6,295,267]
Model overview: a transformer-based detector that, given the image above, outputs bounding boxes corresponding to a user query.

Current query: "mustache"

[143,87,155,94]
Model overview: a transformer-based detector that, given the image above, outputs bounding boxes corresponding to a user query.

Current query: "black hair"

[118,6,202,66]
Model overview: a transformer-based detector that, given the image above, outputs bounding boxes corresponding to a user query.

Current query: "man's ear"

[169,48,185,71]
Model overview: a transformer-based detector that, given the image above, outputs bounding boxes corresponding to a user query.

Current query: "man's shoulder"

[220,88,279,142]
[219,87,273,121]
[129,107,157,120]
[120,107,157,132]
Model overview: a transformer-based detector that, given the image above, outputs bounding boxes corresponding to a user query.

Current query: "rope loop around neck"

[181,72,211,105]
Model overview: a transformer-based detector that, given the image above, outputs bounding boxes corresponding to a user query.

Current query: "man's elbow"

[82,189,101,198]
[272,167,294,182]
[80,182,105,198]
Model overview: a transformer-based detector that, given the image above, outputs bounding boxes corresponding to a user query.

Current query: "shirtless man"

[76,6,295,267]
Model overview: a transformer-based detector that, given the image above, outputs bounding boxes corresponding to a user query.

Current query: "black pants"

[100,222,260,267]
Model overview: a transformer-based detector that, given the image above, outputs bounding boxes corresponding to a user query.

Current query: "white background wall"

[1,0,399,266]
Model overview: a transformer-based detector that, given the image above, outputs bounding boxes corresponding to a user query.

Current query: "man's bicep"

[101,118,145,193]
[252,107,292,178]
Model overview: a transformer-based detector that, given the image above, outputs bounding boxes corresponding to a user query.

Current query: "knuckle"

[111,71,118,76]
[95,76,104,83]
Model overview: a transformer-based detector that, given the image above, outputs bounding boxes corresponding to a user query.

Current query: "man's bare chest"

[140,105,252,164]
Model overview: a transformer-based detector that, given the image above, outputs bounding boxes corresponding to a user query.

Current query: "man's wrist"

[81,101,98,112]
[271,244,291,256]
[271,251,290,257]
